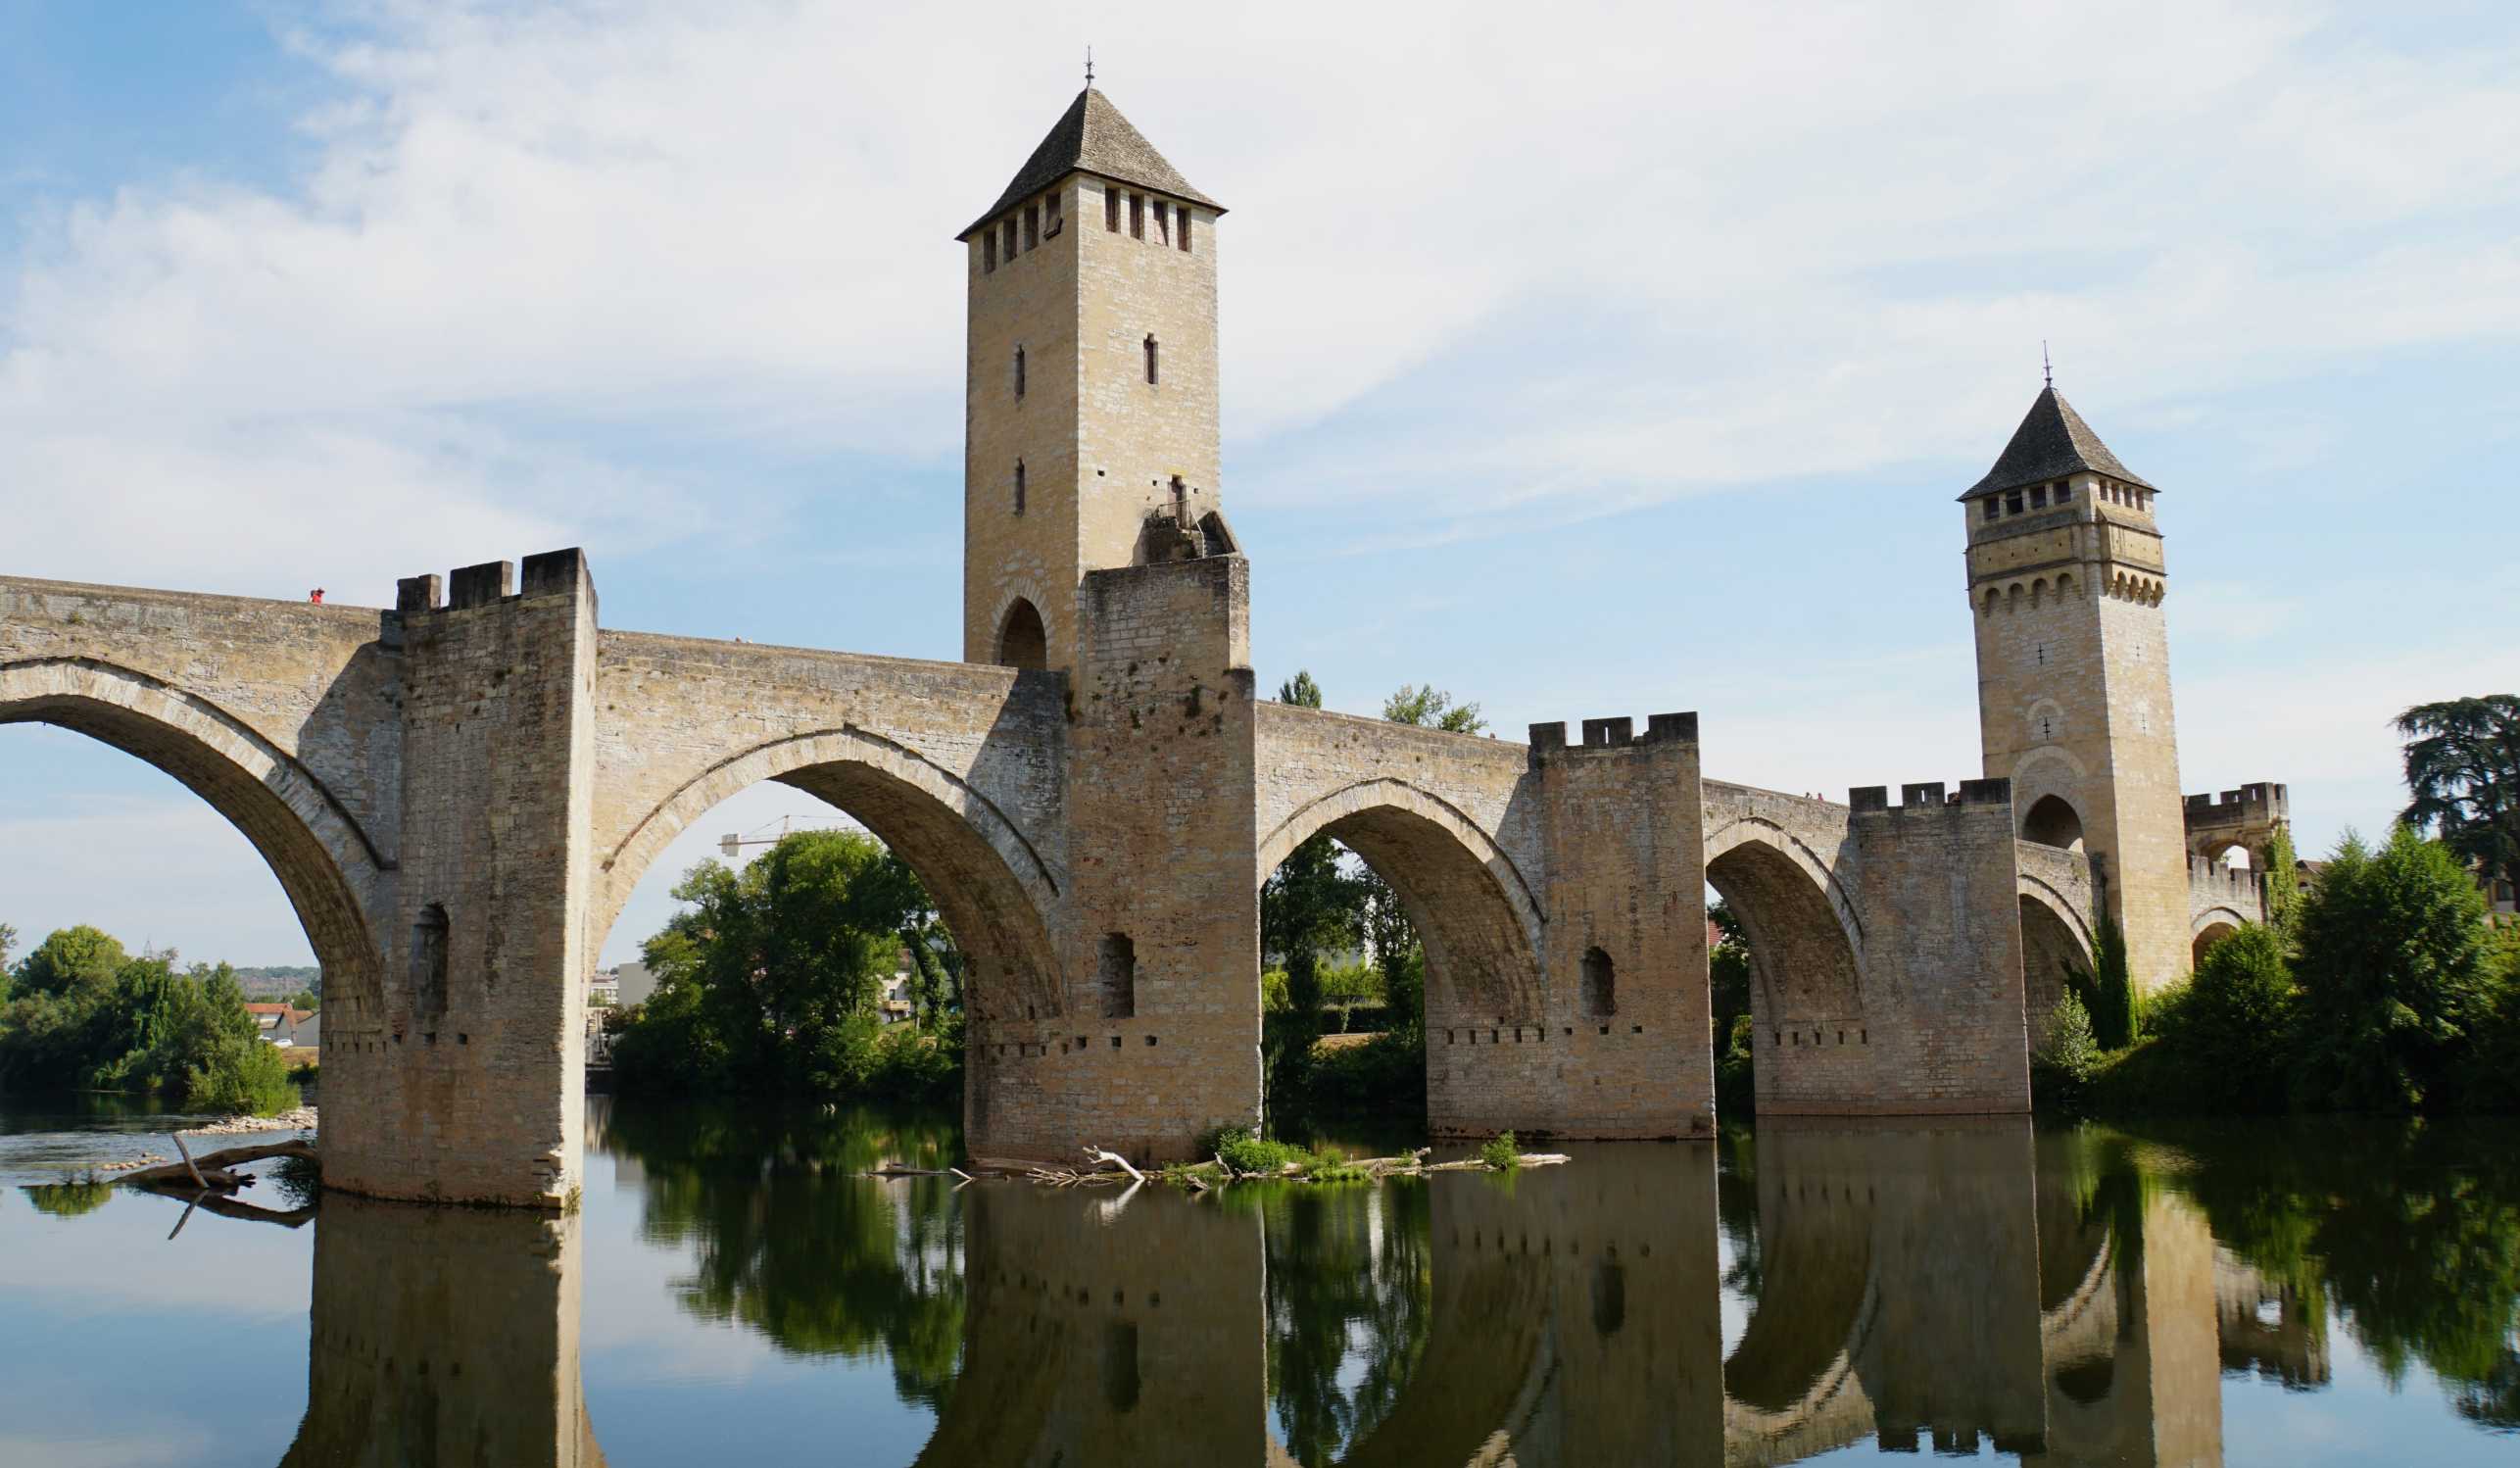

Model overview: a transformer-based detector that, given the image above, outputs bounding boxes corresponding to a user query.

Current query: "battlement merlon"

[1525,711,1696,768]
[398,549,596,617]
[1848,777,2011,815]
[2183,780,2290,861]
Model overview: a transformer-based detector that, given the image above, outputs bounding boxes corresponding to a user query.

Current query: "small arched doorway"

[2022,795,2085,851]
[995,598,1047,671]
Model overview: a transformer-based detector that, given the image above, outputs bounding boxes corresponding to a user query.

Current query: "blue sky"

[3,1,2516,967]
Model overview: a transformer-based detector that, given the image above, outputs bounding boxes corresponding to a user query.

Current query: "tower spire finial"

[1085,45,1094,87]
[2043,340,2053,388]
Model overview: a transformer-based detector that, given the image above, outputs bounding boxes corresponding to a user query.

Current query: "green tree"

[0,921,17,977]
[2262,824,2305,942]
[1382,683,1485,734]
[2293,826,2496,1111]
[1280,669,1324,710]
[289,988,319,1013]
[2070,912,2136,1050]
[2397,695,2520,897]
[1263,833,1367,1109]
[610,830,957,1098]
[2177,924,2299,1110]
[14,925,128,999]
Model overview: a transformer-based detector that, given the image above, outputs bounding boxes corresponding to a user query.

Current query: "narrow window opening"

[2031,484,2048,509]
[1098,933,1137,1019]
[1045,190,1063,236]
[1152,199,1169,245]
[1130,193,1144,238]
[1105,184,1121,231]
[2005,489,2024,515]
[1143,334,1159,385]
[1014,346,1026,400]
[412,903,450,1025]
[1178,208,1192,252]
[1002,218,1017,262]
[983,231,996,273]
[1013,459,1026,515]
[1024,202,1040,251]
[1982,497,1999,522]
[1580,946,1616,1017]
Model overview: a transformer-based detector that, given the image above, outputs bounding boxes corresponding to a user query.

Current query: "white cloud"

[3,1,2516,595]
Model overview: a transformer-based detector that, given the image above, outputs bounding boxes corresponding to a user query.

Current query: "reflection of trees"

[1717,1128,1764,1303]
[2147,1119,2520,1424]
[1259,1181,1434,1465]
[600,1098,969,1409]
[22,1178,114,1217]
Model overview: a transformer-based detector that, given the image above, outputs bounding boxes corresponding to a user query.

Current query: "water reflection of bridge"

[280,1120,2279,1466]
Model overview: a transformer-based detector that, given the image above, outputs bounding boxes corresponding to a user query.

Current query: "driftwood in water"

[120,1138,317,1193]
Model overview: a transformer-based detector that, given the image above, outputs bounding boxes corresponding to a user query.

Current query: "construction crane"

[717,812,869,859]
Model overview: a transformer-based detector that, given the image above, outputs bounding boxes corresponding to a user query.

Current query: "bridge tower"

[1963,384,2191,992]
[959,85,1232,679]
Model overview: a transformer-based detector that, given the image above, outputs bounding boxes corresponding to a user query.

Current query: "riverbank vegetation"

[606,828,962,1101]
[0,925,298,1114]
[2034,824,2520,1117]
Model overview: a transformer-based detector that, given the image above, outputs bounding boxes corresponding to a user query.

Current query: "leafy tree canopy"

[14,925,128,1000]
[2293,826,2495,1111]
[2398,694,2520,894]
[1382,683,1485,734]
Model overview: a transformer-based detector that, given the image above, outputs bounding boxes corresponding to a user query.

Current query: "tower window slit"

[1130,192,1144,239]
[1178,208,1191,252]
[1106,184,1120,231]
[1024,203,1040,251]
[1002,218,1017,262]
[1153,199,1169,245]
[1014,459,1026,515]
[1983,497,1999,522]
[1045,190,1062,235]
[2031,484,2048,509]
[983,231,996,273]
[1144,335,1159,385]
[1014,346,1026,400]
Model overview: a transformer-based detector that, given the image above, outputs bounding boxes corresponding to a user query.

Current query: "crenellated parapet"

[2184,780,2289,862]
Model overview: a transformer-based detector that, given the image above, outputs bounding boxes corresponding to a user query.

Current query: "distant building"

[245,1003,315,1047]
[614,961,657,1008]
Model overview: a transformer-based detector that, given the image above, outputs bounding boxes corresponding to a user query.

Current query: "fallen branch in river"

[119,1139,318,1194]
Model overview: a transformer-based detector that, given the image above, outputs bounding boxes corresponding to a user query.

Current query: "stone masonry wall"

[1527,714,1715,1139]
[354,553,595,1207]
[1004,554,1259,1162]
[1830,780,2034,1116]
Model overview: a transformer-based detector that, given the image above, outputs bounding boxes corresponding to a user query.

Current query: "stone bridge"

[9,552,2141,1206]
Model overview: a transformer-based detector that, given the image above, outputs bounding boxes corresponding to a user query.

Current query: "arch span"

[0,658,388,1025]
[2191,912,2245,967]
[1703,818,1866,964]
[2018,889,2093,1037]
[595,725,1065,1022]
[1256,778,1544,1022]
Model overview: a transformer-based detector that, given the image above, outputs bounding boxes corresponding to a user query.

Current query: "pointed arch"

[994,597,1048,671]
[0,658,388,1026]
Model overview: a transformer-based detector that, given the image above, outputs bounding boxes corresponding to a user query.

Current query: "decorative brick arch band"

[1256,777,1546,1022]
[2017,873,2098,958]
[0,657,389,1022]
[595,725,1065,1020]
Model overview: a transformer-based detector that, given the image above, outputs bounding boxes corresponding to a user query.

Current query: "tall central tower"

[959,87,1229,677]
[1963,385,2192,992]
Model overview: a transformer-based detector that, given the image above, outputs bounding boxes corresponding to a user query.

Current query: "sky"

[1,0,2515,969]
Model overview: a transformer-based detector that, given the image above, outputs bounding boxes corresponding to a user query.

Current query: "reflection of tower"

[1724,1121,2049,1459]
[960,87,1231,679]
[1963,386,2191,991]
[2027,1139,2226,1468]
[281,1194,599,1468]
[916,1184,1263,1465]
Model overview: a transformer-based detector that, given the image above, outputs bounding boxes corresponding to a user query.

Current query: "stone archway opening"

[2019,895,2090,1042]
[2192,920,2240,969]
[994,597,1048,671]
[1256,790,1545,1133]
[2022,795,2086,852]
[1705,838,1863,1112]
[594,739,1065,1151]
[0,669,387,1034]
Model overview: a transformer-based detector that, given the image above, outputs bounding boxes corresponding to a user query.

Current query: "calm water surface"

[1,1099,2514,1466]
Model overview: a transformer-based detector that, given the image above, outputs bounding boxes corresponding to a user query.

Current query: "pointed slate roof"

[960,88,1221,239]
[1959,386,2156,502]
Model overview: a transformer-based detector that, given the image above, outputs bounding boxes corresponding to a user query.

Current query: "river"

[1,1098,2512,1465]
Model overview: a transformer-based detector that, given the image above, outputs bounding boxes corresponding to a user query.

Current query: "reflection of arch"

[1704,822,1865,1025]
[1258,779,1544,1021]
[2021,794,2085,851]
[598,726,1063,1019]
[995,597,1048,671]
[0,658,386,1023]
